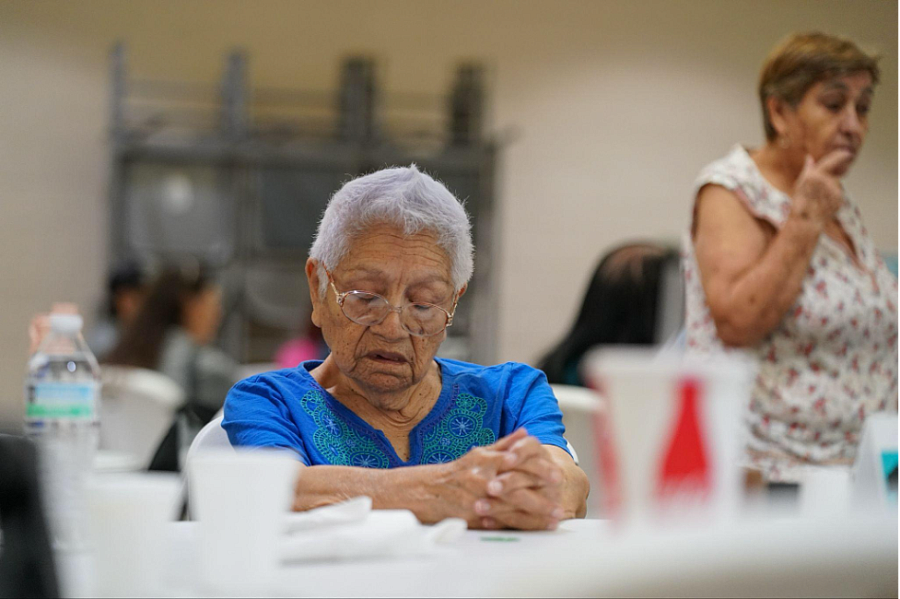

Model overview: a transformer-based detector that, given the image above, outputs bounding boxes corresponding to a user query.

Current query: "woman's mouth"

[833,144,857,156]
[367,351,408,365]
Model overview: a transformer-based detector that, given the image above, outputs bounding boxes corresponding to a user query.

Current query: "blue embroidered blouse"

[222,358,571,467]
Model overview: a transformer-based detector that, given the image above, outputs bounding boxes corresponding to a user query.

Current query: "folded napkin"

[284,496,373,533]
[281,496,466,562]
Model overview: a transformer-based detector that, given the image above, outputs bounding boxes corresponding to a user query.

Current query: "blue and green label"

[27,382,97,420]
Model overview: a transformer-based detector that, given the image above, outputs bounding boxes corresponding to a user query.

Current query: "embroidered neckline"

[294,360,494,466]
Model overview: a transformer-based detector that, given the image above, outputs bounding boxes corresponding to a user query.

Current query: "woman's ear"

[767,95,792,139]
[306,258,323,327]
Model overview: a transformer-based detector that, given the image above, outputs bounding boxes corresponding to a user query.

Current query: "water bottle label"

[27,382,97,419]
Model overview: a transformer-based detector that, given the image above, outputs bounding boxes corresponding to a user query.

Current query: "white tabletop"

[60,514,897,598]
[92,449,143,473]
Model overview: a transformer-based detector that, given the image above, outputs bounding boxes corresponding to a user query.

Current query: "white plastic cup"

[584,348,755,528]
[188,449,299,591]
[85,472,182,597]
[800,467,852,518]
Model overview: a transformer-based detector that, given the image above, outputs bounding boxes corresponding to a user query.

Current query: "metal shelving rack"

[107,43,499,365]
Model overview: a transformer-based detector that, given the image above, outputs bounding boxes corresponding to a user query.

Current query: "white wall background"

[0,0,896,422]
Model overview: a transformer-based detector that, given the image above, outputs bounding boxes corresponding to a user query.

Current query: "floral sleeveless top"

[682,145,898,482]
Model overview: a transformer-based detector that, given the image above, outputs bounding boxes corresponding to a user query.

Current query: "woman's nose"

[371,307,406,339]
[841,106,864,137]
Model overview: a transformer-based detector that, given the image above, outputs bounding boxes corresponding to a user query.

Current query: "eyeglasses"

[327,272,458,338]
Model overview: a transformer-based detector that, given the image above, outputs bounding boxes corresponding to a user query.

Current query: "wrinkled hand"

[430,429,563,530]
[429,438,522,529]
[473,429,565,531]
[792,150,852,226]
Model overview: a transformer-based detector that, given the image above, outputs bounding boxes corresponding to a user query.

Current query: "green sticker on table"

[481,536,520,542]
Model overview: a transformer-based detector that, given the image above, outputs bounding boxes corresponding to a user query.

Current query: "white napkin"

[281,496,466,562]
[284,496,373,533]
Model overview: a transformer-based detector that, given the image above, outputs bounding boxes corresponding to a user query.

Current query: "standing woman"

[684,32,898,482]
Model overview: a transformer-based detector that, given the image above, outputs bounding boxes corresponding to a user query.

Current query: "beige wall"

[0,0,896,421]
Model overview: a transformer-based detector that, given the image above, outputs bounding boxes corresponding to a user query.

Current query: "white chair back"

[100,366,185,469]
[185,413,231,465]
[181,412,231,520]
[551,384,605,518]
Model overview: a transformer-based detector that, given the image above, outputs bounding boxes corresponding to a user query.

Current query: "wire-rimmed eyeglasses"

[327,272,458,337]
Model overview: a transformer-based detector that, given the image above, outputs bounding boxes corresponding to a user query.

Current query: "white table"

[61,513,897,597]
[93,449,143,473]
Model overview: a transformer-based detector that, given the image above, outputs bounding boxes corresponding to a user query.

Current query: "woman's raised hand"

[792,149,853,226]
[28,303,80,354]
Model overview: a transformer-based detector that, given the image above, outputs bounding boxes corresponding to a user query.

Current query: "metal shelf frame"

[107,43,499,365]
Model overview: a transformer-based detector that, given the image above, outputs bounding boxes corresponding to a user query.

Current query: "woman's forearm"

[711,212,823,346]
[292,463,454,523]
[547,447,589,518]
[292,444,587,528]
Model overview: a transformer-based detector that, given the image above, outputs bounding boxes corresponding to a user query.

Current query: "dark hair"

[105,267,211,369]
[538,243,678,386]
[107,263,146,318]
[759,32,880,141]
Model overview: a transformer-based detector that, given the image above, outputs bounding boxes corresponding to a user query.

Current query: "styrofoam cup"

[188,449,299,591]
[86,472,182,597]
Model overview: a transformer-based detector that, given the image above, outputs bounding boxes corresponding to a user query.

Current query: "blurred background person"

[85,262,146,361]
[538,243,679,387]
[106,267,237,469]
[273,313,329,369]
[684,32,898,482]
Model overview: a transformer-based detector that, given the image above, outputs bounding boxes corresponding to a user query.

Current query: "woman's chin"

[355,368,414,397]
[834,163,853,178]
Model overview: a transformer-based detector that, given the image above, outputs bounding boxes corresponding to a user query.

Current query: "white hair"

[309,165,474,297]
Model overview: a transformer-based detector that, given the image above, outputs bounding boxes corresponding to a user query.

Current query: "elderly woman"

[224,166,589,529]
[684,32,898,482]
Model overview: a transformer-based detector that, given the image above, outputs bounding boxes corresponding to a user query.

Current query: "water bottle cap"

[49,313,83,334]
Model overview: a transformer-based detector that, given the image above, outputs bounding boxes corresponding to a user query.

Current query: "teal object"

[880,252,898,278]
[882,450,898,504]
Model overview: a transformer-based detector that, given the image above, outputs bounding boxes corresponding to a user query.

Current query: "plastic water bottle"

[25,313,101,551]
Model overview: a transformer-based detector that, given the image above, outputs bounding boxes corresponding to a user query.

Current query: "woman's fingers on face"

[817,148,855,176]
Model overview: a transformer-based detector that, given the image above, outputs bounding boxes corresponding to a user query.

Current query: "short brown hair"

[759,32,880,141]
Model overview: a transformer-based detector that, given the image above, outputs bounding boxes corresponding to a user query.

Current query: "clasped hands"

[438,428,565,531]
